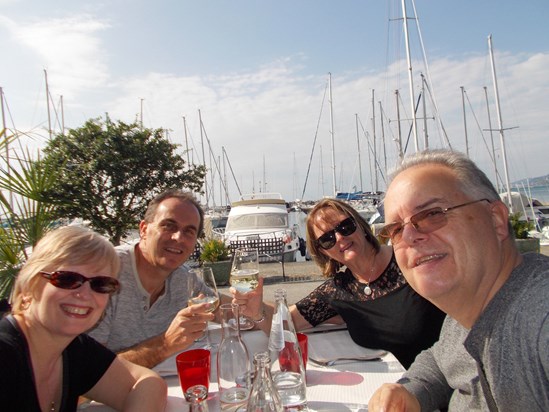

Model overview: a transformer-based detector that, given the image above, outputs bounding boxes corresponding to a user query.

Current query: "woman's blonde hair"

[11,226,120,314]
[306,198,380,277]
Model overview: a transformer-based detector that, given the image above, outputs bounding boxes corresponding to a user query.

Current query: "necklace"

[364,250,376,296]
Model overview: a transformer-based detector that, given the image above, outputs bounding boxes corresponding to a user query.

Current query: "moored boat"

[222,193,303,262]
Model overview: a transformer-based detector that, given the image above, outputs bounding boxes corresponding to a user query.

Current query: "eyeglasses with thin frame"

[379,199,490,245]
[316,217,358,250]
[40,271,120,294]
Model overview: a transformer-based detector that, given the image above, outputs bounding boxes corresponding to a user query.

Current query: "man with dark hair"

[90,190,215,368]
[369,150,549,411]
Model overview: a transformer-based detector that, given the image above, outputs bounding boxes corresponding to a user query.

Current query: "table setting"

[81,322,404,411]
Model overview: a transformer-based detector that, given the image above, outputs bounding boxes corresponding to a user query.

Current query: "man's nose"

[171,229,185,241]
[400,222,426,245]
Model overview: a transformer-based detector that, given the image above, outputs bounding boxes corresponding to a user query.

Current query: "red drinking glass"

[176,349,211,394]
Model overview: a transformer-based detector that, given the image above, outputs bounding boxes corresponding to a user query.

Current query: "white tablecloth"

[80,324,405,411]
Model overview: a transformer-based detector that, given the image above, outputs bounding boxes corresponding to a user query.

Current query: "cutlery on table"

[309,354,385,366]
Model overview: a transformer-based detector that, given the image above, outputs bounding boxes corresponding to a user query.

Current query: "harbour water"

[514,184,549,204]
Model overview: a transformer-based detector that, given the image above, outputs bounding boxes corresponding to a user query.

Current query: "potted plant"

[510,212,540,253]
[200,238,232,286]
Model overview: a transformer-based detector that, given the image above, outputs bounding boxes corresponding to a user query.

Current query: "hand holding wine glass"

[230,248,260,331]
[188,267,219,348]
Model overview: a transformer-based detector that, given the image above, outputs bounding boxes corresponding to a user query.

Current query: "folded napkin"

[306,329,386,362]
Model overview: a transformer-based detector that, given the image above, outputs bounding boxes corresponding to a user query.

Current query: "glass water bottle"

[217,303,251,407]
[267,289,307,410]
[246,351,283,412]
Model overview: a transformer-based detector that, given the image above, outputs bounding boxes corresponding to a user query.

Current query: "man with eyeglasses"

[369,150,549,412]
[89,189,217,368]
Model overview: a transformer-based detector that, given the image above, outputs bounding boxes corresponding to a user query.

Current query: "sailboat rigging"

[487,34,518,213]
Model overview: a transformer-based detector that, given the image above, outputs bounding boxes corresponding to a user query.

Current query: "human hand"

[163,304,215,353]
[230,276,264,320]
[368,383,420,412]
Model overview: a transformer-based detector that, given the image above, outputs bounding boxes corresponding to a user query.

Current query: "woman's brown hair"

[305,198,380,277]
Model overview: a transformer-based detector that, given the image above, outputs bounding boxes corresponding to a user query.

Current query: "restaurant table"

[80,324,405,411]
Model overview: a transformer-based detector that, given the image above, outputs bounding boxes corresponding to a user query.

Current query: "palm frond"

[0,139,64,299]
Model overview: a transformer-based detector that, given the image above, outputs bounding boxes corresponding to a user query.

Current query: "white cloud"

[2,13,547,203]
[96,51,549,202]
[2,14,110,98]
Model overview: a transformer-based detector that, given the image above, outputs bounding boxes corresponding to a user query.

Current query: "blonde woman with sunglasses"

[231,198,444,369]
[0,226,166,411]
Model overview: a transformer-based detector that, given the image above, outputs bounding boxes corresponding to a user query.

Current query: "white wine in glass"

[188,267,219,348]
[230,248,260,331]
[188,295,220,312]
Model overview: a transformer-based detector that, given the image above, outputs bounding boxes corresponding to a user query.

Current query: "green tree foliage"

[41,117,206,245]
[0,134,64,299]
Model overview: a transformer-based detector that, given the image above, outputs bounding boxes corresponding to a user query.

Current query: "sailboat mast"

[372,89,378,192]
[355,114,363,192]
[401,0,419,152]
[460,86,470,157]
[328,73,337,196]
[395,90,404,162]
[60,95,65,136]
[182,116,191,167]
[262,154,266,193]
[320,145,325,197]
[44,69,52,139]
[421,74,429,148]
[488,34,513,212]
[140,98,144,131]
[379,101,388,179]
[483,86,500,193]
[199,109,209,208]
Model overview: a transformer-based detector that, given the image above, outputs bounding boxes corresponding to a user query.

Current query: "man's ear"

[490,200,511,241]
[139,220,148,239]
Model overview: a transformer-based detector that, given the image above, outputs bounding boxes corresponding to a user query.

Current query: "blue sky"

[1,0,548,205]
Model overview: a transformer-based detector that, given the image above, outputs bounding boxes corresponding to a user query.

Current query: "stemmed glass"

[188,267,220,349]
[230,248,260,331]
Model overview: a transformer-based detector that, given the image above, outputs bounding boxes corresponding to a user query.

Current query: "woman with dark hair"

[231,198,444,368]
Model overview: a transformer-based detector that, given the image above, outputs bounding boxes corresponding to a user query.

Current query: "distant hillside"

[513,174,549,187]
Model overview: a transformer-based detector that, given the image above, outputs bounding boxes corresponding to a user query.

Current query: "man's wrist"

[252,307,266,323]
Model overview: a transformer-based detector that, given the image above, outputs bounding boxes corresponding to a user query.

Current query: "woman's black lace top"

[296,253,405,326]
[295,253,445,368]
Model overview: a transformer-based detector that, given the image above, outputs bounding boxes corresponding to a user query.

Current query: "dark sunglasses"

[379,198,490,244]
[40,271,120,295]
[316,217,358,250]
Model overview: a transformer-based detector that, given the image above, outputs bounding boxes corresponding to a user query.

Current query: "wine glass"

[230,248,260,331]
[188,267,220,349]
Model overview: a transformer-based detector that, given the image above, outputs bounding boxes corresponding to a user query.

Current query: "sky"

[1,0,548,206]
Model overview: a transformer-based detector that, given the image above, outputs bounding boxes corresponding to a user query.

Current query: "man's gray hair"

[389,149,500,202]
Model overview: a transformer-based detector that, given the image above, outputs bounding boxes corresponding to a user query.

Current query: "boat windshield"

[226,213,288,231]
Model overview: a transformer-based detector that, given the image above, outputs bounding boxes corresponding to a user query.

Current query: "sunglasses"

[316,217,358,250]
[40,271,120,295]
[379,198,490,244]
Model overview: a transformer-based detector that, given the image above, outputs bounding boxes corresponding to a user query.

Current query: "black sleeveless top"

[295,253,445,368]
